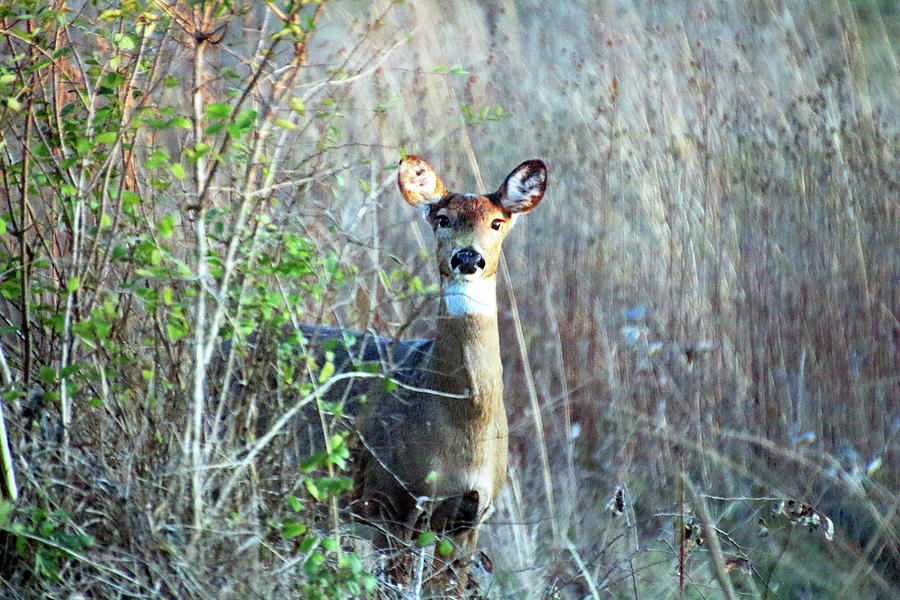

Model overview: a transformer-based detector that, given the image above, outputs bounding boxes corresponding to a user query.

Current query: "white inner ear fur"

[443,277,497,316]
[414,170,440,201]
[504,169,544,209]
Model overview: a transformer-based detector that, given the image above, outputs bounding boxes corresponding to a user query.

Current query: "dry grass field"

[0,1,897,598]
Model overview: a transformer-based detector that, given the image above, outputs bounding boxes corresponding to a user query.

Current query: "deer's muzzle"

[451,247,486,275]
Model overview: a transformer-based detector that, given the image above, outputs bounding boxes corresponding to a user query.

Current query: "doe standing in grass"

[350,155,547,580]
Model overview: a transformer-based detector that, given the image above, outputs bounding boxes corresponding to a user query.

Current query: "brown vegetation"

[0,1,897,599]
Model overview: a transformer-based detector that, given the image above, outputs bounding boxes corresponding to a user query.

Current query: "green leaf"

[122,190,140,208]
[166,321,187,342]
[38,365,56,385]
[274,118,295,130]
[99,9,122,21]
[169,116,191,128]
[289,97,305,115]
[298,534,316,554]
[144,149,170,168]
[113,32,138,50]
[416,531,436,547]
[95,319,111,339]
[286,495,302,513]
[234,108,257,128]
[329,433,348,454]
[191,142,211,159]
[95,131,117,144]
[317,361,334,383]
[300,452,326,473]
[170,163,185,179]
[75,137,91,155]
[361,573,376,592]
[425,471,438,483]
[437,538,453,557]
[67,276,80,292]
[146,118,170,130]
[158,215,174,238]
[101,71,124,89]
[340,552,363,574]
[204,103,232,120]
[282,520,307,539]
[320,537,338,552]
[304,478,324,501]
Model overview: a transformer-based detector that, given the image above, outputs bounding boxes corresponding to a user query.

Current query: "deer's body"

[355,311,507,537]
[348,156,547,563]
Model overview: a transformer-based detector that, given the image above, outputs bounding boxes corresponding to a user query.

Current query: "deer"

[343,155,547,584]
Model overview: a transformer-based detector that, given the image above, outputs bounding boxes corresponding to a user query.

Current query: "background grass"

[0,1,897,598]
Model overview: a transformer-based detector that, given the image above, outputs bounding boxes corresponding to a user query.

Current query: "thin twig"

[565,541,603,600]
[682,473,737,600]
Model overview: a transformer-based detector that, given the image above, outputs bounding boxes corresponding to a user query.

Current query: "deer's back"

[296,323,433,382]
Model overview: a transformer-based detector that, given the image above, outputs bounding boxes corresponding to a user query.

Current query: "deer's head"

[398,156,547,316]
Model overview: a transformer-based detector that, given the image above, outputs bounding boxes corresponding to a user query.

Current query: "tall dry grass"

[312,2,899,597]
[306,2,899,596]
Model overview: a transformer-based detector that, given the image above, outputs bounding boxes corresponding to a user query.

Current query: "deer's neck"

[427,277,503,411]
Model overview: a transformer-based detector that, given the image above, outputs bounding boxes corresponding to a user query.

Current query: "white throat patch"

[443,278,497,316]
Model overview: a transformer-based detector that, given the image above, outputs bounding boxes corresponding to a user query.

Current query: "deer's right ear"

[398,156,446,206]
[497,159,547,214]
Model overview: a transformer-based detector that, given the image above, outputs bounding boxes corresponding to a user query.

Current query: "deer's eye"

[434,215,451,228]
[491,219,504,231]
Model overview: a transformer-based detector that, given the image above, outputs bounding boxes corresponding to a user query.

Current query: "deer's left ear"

[497,160,547,214]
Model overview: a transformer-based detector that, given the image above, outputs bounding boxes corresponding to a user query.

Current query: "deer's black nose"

[451,247,486,275]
